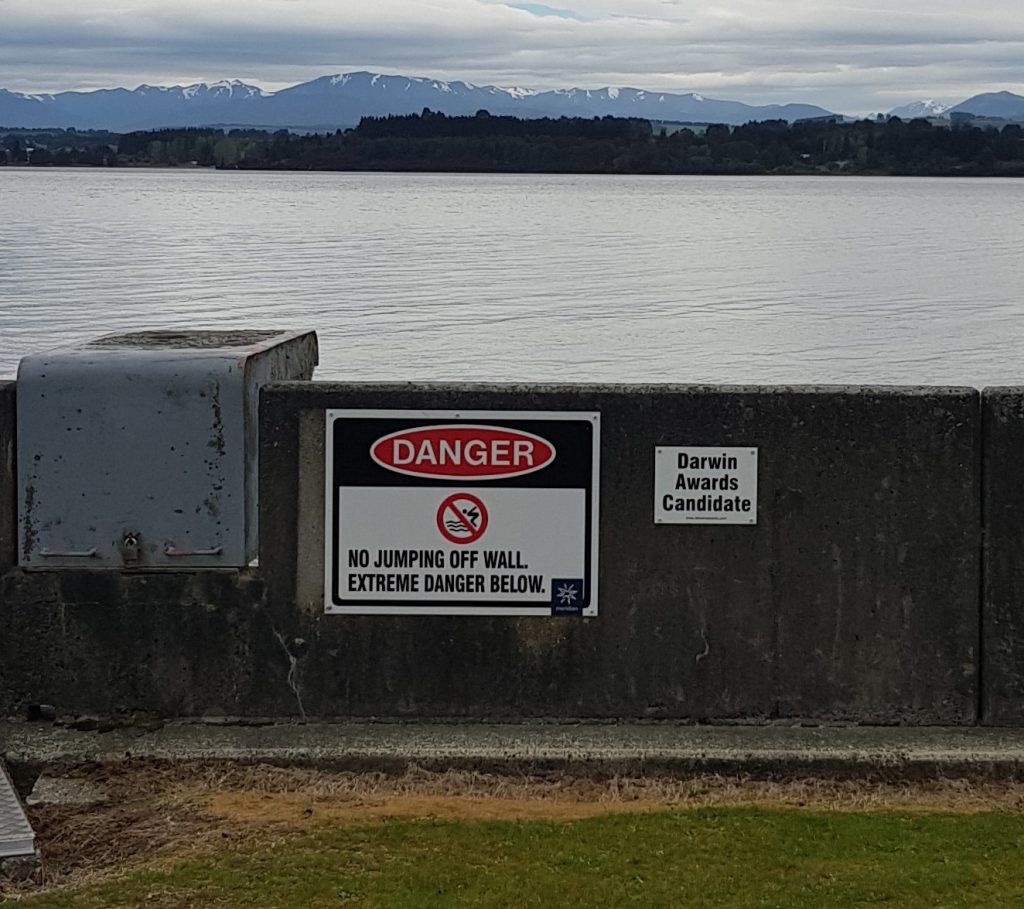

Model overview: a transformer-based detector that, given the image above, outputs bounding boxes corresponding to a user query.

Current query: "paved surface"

[7,721,1024,781]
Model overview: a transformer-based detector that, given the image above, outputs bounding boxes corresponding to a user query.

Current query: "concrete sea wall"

[0,383,14,575]
[982,388,1024,724]
[2,379,1001,724]
[259,384,980,724]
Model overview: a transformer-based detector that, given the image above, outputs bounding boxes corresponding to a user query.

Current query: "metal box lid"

[17,329,317,569]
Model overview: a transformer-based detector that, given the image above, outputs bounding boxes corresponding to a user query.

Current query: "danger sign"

[325,409,600,616]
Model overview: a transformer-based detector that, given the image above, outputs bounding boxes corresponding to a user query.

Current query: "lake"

[1,168,1022,386]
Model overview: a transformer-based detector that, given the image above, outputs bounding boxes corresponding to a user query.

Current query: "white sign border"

[324,408,601,617]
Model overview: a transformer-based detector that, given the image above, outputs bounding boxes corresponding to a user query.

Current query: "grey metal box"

[17,329,318,569]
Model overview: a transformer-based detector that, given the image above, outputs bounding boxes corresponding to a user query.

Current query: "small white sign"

[654,446,758,525]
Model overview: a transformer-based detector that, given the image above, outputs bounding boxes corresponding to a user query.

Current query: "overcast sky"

[1,0,1021,114]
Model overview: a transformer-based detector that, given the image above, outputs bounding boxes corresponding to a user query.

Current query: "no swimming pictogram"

[436,492,488,544]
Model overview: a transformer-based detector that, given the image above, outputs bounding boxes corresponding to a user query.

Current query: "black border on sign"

[325,409,600,616]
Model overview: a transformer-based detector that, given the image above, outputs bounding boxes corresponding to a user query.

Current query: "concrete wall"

[258,384,980,724]
[982,388,1024,725]
[0,382,982,723]
[0,571,285,717]
[0,382,14,574]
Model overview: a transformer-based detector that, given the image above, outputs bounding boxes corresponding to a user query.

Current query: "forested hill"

[3,109,1024,175]
[354,110,654,140]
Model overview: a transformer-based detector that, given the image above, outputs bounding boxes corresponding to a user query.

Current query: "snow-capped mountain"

[257,73,835,127]
[257,72,526,127]
[887,99,951,119]
[0,71,836,131]
[525,85,831,124]
[950,91,1024,119]
[0,80,267,132]
[0,88,72,128]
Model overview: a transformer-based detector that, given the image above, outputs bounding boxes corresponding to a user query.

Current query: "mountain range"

[0,72,834,131]
[1,71,1022,132]
[888,92,1024,121]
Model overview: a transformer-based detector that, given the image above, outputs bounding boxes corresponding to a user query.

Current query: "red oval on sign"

[370,424,556,480]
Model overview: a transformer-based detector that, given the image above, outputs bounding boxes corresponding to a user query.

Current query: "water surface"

[2,169,1022,385]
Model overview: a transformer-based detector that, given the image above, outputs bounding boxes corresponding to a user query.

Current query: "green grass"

[17,807,1024,908]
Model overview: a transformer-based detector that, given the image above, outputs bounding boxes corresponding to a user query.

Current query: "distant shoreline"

[3,163,1021,178]
[3,111,1023,177]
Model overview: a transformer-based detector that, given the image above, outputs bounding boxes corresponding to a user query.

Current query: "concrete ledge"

[7,721,1024,783]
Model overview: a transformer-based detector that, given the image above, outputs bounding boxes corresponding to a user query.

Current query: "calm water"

[1,168,1022,385]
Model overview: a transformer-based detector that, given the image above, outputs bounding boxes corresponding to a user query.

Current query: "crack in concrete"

[695,628,710,664]
[272,630,307,721]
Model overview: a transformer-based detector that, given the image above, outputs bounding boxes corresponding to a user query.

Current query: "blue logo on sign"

[551,578,584,615]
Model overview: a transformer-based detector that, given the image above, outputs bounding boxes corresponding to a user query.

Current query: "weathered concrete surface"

[0,571,296,717]
[0,384,979,724]
[7,721,1024,783]
[0,382,14,574]
[982,388,1024,725]
[260,384,981,725]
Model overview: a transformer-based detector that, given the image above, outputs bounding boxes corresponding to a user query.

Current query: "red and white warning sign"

[325,409,600,616]
[436,493,488,544]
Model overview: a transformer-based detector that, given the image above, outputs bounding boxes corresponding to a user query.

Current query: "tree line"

[2,111,1023,175]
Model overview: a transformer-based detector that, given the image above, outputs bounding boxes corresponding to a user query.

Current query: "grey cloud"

[0,0,1021,113]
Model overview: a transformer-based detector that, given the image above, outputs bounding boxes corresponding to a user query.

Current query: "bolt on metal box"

[17,329,318,570]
